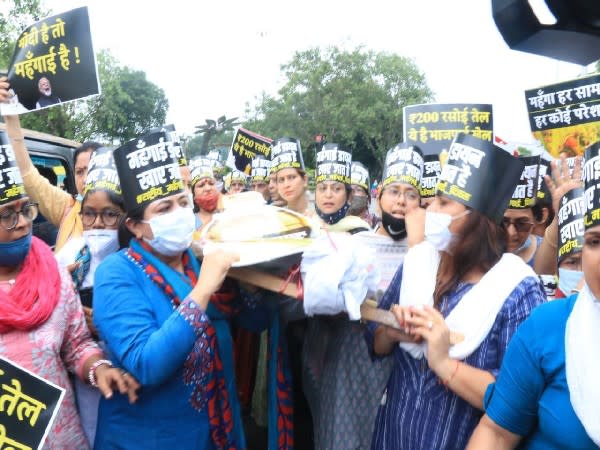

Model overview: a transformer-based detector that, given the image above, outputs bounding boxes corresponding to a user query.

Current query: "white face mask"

[424,210,470,252]
[83,229,119,261]
[143,207,196,256]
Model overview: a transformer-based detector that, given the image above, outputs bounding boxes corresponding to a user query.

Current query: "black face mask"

[315,202,350,225]
[381,211,407,241]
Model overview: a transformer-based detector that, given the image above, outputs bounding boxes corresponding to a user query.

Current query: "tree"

[194,115,240,154]
[0,0,48,70]
[77,50,169,144]
[184,134,204,159]
[244,46,434,176]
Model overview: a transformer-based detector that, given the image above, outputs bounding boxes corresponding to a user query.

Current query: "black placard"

[403,103,493,156]
[0,356,65,450]
[421,154,441,199]
[228,128,272,175]
[0,133,25,205]
[509,155,540,209]
[1,7,99,115]
[525,74,600,133]
[583,142,600,229]
[557,188,585,263]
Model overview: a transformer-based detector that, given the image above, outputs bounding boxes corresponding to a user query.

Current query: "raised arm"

[2,112,73,226]
[534,155,583,275]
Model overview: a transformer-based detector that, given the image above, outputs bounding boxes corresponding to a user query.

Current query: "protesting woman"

[251,137,313,449]
[189,157,222,231]
[272,137,310,215]
[306,144,423,449]
[92,133,263,448]
[54,146,129,446]
[348,161,379,227]
[0,137,135,449]
[502,156,545,267]
[466,143,600,450]
[366,134,547,449]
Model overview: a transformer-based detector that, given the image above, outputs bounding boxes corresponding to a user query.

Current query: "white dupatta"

[398,241,537,359]
[565,284,600,446]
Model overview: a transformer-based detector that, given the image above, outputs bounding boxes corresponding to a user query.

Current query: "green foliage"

[185,134,204,159]
[185,131,234,161]
[79,50,169,144]
[194,115,240,154]
[0,0,49,70]
[244,46,434,178]
[20,102,84,139]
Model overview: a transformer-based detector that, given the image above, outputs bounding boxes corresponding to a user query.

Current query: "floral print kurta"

[0,267,102,449]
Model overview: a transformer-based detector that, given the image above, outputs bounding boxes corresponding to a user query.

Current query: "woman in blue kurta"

[92,194,252,449]
[466,145,600,450]
[92,134,259,449]
[365,134,547,450]
[466,295,598,449]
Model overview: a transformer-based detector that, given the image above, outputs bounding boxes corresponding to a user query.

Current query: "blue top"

[484,295,599,449]
[365,263,547,450]
[92,247,265,449]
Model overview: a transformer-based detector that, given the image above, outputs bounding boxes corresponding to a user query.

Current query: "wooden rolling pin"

[228,267,464,345]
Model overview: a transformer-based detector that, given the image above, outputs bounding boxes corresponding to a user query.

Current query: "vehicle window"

[30,155,69,248]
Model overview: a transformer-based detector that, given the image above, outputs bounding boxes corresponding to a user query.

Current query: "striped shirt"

[365,263,547,450]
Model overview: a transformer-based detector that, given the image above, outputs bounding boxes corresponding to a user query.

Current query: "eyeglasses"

[0,202,39,230]
[501,218,535,233]
[382,187,420,202]
[80,209,122,227]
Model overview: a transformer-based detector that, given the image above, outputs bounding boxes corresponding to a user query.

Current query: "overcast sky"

[49,0,584,143]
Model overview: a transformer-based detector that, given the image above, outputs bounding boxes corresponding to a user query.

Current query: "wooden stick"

[360,301,464,345]
[227,267,464,345]
[228,267,298,297]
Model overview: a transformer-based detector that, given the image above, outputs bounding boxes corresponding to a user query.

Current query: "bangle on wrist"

[441,360,460,389]
[88,359,113,387]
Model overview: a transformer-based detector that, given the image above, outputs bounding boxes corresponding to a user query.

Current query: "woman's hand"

[94,365,140,404]
[405,207,426,247]
[190,248,239,308]
[0,77,10,103]
[403,305,452,374]
[546,154,583,214]
[373,304,420,355]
